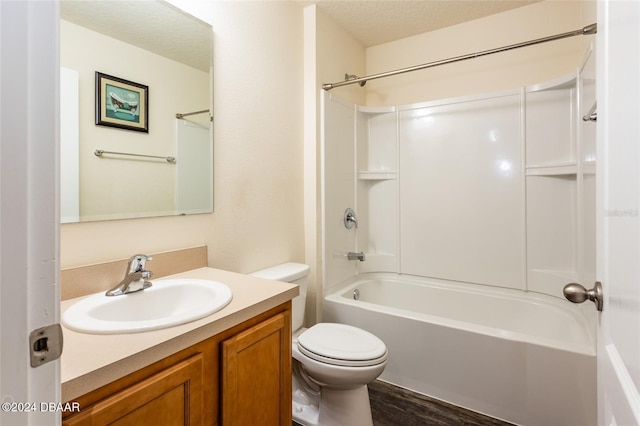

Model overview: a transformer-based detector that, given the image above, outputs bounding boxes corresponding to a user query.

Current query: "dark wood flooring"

[293,379,514,426]
[368,380,514,426]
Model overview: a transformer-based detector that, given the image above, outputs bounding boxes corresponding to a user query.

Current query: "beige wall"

[365,1,595,106]
[314,7,367,107]
[61,0,596,326]
[60,20,209,220]
[61,1,306,279]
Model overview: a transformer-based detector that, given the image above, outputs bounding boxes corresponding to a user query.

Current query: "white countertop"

[60,267,298,402]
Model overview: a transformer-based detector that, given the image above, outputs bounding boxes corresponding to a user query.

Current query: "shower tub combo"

[323,273,596,426]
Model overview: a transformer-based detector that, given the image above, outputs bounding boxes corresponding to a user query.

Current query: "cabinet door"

[222,312,291,426]
[63,354,203,425]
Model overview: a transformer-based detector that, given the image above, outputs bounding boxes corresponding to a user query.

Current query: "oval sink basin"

[62,279,232,334]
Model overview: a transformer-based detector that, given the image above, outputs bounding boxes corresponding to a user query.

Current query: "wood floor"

[368,380,514,426]
[293,379,514,426]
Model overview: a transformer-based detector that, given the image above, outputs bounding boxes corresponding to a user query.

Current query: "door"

[597,0,640,424]
[221,312,292,426]
[62,355,204,425]
[0,1,60,425]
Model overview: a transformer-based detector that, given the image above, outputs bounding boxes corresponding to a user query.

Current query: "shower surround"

[321,46,597,425]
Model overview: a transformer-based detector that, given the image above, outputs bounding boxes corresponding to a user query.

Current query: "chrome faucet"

[347,251,366,261]
[344,208,358,229]
[106,254,153,296]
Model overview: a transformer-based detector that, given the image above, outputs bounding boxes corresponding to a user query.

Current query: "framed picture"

[95,72,148,132]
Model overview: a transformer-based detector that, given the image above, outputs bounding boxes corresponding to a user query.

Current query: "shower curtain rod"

[322,23,597,91]
[176,109,212,121]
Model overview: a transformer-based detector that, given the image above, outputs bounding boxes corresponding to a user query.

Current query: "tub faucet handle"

[344,208,358,229]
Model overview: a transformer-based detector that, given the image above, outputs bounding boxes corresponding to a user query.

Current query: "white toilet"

[250,263,387,426]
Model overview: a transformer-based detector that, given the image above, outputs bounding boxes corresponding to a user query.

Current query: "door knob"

[563,281,603,312]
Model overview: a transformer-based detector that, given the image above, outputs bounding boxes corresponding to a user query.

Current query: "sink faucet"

[106,254,153,296]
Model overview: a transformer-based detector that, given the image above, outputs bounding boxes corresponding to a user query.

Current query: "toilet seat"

[297,323,387,367]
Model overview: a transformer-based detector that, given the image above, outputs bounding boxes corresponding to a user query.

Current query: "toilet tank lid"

[249,262,310,282]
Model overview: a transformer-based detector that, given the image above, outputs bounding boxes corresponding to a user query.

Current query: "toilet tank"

[249,263,310,332]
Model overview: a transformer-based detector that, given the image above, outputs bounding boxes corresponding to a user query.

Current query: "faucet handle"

[127,254,153,273]
[344,208,358,229]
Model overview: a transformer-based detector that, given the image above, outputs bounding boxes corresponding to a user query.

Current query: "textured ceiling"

[308,0,541,47]
[60,1,212,72]
[61,0,540,69]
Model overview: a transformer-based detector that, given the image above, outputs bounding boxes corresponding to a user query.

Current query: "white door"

[0,2,60,425]
[597,0,640,424]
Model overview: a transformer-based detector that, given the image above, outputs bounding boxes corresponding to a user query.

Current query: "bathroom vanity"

[60,266,298,425]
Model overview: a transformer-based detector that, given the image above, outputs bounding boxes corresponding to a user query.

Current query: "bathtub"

[323,273,596,426]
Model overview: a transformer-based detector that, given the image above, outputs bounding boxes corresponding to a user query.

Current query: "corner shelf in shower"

[525,72,577,170]
[525,72,577,93]
[525,162,577,176]
[525,160,597,176]
[357,171,397,180]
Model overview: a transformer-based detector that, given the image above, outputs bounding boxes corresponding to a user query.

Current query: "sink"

[62,279,233,334]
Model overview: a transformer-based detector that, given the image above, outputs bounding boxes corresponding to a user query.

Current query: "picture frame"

[95,72,148,133]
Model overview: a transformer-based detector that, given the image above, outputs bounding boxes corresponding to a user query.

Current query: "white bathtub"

[323,273,596,426]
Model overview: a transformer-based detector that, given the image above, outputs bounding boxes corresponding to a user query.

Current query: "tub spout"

[347,252,366,261]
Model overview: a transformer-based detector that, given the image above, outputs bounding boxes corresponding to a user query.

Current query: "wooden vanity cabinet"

[221,311,291,425]
[62,303,292,426]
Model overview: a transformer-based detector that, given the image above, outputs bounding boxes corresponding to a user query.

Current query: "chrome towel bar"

[176,109,212,121]
[94,149,176,163]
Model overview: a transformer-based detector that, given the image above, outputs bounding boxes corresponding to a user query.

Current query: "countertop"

[60,266,298,402]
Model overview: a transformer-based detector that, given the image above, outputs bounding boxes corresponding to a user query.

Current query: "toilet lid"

[297,323,387,367]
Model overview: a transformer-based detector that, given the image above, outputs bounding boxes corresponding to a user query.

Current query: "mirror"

[60,0,213,223]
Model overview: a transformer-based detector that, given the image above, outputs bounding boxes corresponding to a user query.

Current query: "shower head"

[344,74,366,87]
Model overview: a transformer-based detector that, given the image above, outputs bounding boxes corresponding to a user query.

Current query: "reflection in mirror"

[60,0,213,223]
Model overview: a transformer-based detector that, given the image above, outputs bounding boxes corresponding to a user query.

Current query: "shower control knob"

[563,281,603,312]
[344,208,358,230]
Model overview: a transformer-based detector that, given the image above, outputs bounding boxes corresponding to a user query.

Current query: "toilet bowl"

[250,263,387,426]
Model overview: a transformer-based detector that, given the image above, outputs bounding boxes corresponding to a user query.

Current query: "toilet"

[250,263,387,426]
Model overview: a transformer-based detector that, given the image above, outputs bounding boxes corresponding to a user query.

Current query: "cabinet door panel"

[63,354,203,425]
[222,312,291,426]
